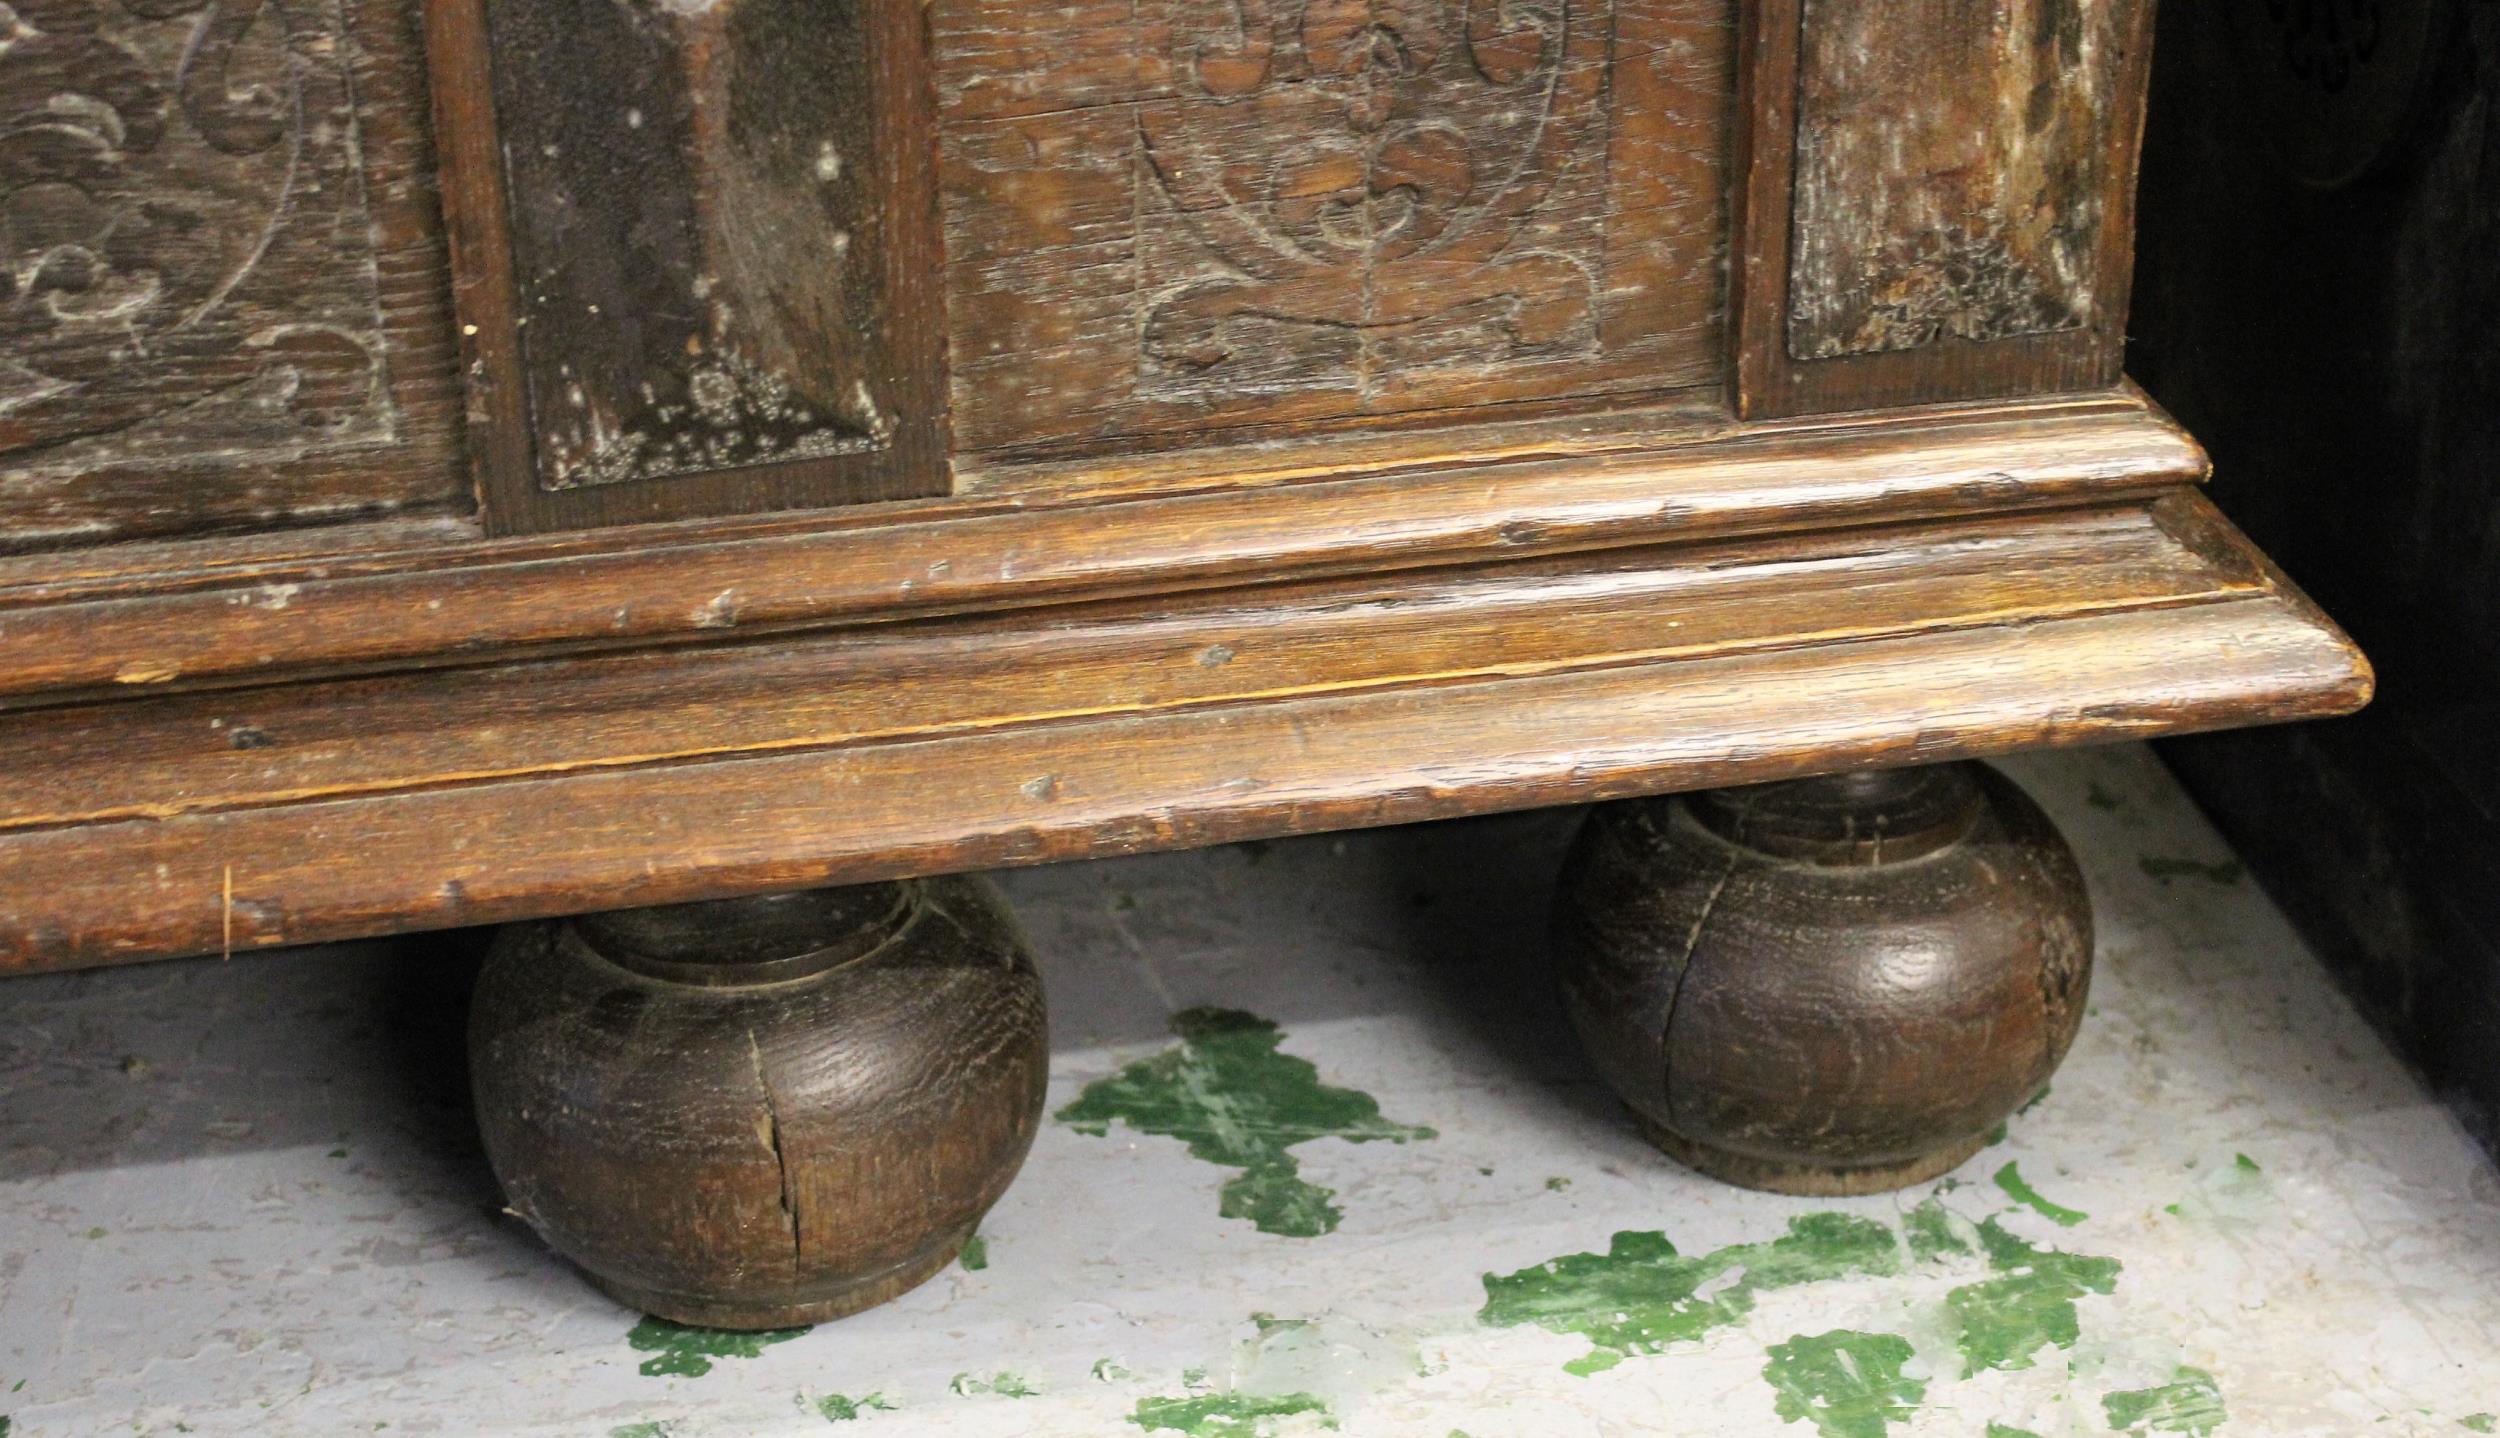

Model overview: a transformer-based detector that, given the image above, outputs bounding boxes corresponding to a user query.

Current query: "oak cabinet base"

[468,878,1047,1330]
[1555,763,2092,1195]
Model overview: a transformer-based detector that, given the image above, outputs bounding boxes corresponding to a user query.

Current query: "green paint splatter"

[626,1316,807,1378]
[1544,1177,1571,1192]
[1130,1391,1333,1435]
[814,1393,894,1421]
[960,1234,989,1271]
[2459,1416,2496,1433]
[82,1226,106,1240]
[1994,1162,2088,1227]
[1987,1426,2044,1438]
[1904,1198,1972,1261]
[609,1425,670,1438]
[1,1415,12,1436]
[327,1147,349,1158]
[950,1372,1038,1398]
[2104,1369,2227,1435]
[1480,1213,1900,1375]
[1094,1359,1134,1383]
[1947,1217,2122,1373]
[1057,1008,1436,1237]
[2137,856,2244,886]
[2087,782,2124,811]
[1762,1330,1925,1438]
[2019,1086,2053,1116]
[2233,1153,2261,1174]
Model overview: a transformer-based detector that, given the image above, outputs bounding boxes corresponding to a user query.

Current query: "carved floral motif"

[0,0,392,477]
[1137,0,1609,397]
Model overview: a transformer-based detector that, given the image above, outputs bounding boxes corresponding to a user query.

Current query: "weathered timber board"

[435,0,948,533]
[932,0,1734,455]
[0,0,467,552]
[1786,0,2129,360]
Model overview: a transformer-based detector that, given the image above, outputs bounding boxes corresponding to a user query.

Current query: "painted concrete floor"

[2,744,2496,1437]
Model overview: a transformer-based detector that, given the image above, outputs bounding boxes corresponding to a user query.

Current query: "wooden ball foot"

[1554,763,2091,1196]
[469,877,1048,1329]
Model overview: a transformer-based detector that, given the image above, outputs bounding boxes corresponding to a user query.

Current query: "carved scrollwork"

[0,0,393,478]
[1140,0,1608,398]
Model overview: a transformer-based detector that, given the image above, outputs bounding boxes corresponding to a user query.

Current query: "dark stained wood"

[429,0,949,533]
[0,393,2207,700]
[0,492,2367,973]
[930,0,1735,456]
[1554,762,2091,1193]
[0,0,467,553]
[2133,0,2500,1157]
[471,876,1047,1328]
[1733,0,2155,416]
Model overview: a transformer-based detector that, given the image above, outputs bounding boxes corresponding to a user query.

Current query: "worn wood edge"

[0,496,2367,973]
[0,398,2206,704]
[0,502,2250,832]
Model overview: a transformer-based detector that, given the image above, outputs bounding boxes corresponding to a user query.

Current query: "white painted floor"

[1,745,2495,1437]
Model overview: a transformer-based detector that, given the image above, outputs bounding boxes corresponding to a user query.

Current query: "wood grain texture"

[1557,762,2091,1194]
[0,0,467,553]
[472,877,1047,1329]
[429,0,947,533]
[931,0,1735,455]
[0,394,2206,701]
[1788,0,2123,359]
[0,491,2368,973]
[1733,0,2155,415]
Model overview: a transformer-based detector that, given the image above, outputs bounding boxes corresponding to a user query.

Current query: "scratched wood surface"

[0,394,2206,700]
[0,491,2368,972]
[1733,0,2156,416]
[430,0,949,533]
[0,0,466,553]
[1788,0,2124,359]
[932,0,1735,456]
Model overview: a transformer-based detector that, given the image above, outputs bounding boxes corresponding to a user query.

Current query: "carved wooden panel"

[0,0,466,553]
[1733,0,2154,416]
[431,0,947,535]
[935,0,1734,455]
[1786,0,2129,360]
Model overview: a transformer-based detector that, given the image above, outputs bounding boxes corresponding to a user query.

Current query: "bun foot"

[1554,763,2091,1195]
[469,877,1048,1329]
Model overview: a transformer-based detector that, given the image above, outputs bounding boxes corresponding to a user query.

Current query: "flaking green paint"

[1129,1391,1334,1435]
[950,1372,1038,1398]
[960,1234,989,1271]
[608,1425,670,1438]
[1905,1198,1972,1261]
[626,1316,807,1378]
[2459,1415,2496,1433]
[1057,1008,1435,1237]
[1947,1217,2122,1373]
[1993,1162,2088,1227]
[2104,1368,2227,1435]
[1479,1213,1900,1375]
[1762,1330,1925,1438]
[1094,1360,1134,1382]
[815,1393,894,1421]
[1987,1425,2045,1438]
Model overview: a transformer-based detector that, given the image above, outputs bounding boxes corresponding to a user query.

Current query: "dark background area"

[2135,1,2500,1154]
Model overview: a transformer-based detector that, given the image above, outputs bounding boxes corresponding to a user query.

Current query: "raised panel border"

[1731,0,2158,418]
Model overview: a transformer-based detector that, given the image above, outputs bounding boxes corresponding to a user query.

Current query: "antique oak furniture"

[0,0,2369,1325]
